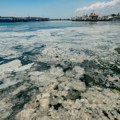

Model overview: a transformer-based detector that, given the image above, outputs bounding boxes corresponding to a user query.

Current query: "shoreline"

[0,18,120,23]
[0,14,120,23]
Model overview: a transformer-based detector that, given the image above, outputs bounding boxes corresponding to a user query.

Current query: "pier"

[0,16,49,22]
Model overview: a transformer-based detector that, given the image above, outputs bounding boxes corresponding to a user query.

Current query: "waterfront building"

[89,13,98,21]
[0,16,49,22]
[112,16,120,21]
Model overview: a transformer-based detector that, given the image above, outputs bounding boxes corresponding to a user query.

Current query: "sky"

[0,0,120,18]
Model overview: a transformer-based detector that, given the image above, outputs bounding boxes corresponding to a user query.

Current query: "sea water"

[0,21,120,88]
[0,21,120,57]
[0,21,120,120]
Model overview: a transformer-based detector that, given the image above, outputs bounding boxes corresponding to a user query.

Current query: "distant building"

[0,17,13,22]
[82,14,89,20]
[71,11,120,21]
[112,16,120,21]
[89,13,98,21]
[71,16,82,21]
[0,16,49,22]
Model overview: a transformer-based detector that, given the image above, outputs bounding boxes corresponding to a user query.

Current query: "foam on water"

[0,22,120,120]
[1,22,119,55]
[0,21,120,89]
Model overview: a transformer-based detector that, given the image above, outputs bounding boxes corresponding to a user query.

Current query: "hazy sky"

[0,0,119,18]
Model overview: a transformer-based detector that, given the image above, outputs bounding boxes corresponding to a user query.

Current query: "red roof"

[89,13,98,17]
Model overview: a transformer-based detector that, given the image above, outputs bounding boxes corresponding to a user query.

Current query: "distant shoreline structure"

[0,16,49,22]
[0,13,120,22]
[71,12,120,21]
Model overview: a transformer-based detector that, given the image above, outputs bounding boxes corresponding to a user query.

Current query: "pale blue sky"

[0,0,118,18]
